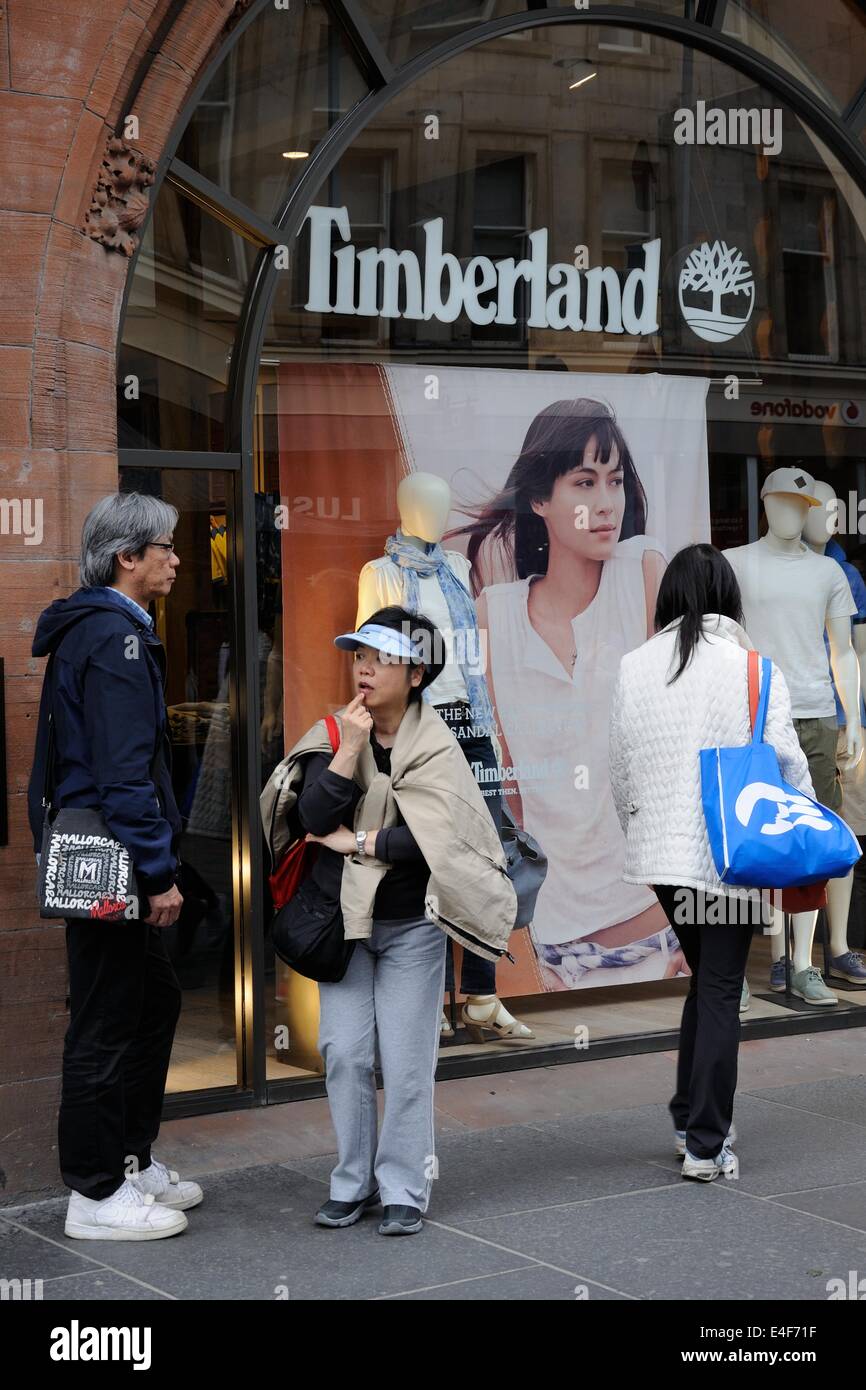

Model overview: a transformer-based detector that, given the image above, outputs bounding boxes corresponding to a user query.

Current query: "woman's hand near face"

[341,691,373,751]
[329,691,373,778]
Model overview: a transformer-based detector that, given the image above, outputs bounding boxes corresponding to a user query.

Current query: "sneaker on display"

[791,966,838,1007]
[769,959,787,992]
[64,1179,189,1241]
[829,951,866,984]
[129,1158,203,1210]
[740,978,751,1014]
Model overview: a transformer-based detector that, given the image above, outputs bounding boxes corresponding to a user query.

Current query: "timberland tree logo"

[678,241,755,343]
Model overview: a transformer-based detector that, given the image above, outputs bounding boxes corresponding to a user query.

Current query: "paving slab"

[456,1183,866,1301]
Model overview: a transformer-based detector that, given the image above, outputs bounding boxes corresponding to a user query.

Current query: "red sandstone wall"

[0,0,246,1203]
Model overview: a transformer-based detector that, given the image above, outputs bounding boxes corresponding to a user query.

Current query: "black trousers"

[60,919,182,1199]
[652,885,756,1160]
[437,703,502,995]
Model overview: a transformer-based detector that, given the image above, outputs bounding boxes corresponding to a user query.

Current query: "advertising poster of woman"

[381,365,712,992]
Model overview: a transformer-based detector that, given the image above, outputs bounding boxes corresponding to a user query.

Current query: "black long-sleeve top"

[296,734,429,920]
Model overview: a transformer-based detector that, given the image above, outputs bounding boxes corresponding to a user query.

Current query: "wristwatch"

[355,830,368,856]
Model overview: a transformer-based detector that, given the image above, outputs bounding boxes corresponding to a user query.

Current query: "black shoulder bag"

[37,656,147,922]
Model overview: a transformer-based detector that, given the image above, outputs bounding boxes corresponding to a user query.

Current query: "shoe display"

[828,950,866,985]
[791,966,838,1007]
[461,996,534,1042]
[769,959,787,992]
[64,1179,188,1241]
[740,978,751,1014]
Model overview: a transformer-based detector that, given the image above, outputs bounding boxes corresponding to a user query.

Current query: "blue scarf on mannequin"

[384,529,495,737]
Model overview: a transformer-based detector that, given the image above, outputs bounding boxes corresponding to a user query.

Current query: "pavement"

[3,1029,866,1301]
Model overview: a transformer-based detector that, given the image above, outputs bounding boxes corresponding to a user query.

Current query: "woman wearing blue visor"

[268,606,516,1236]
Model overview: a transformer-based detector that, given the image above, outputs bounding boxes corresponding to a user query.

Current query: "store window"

[174,0,369,221]
[118,185,254,451]
[119,4,866,1097]
[250,22,866,1077]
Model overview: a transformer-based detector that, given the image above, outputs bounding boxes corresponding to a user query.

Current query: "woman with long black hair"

[609,544,813,1179]
[453,397,678,990]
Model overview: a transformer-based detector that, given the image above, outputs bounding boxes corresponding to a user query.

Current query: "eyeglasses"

[146,541,177,555]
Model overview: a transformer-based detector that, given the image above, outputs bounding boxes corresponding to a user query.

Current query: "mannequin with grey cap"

[724,466,862,1006]
[357,471,533,1042]
[801,477,866,984]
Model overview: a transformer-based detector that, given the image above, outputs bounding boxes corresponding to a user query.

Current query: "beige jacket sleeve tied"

[260,700,517,962]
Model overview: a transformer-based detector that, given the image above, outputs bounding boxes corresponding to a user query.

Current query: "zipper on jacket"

[427,901,514,963]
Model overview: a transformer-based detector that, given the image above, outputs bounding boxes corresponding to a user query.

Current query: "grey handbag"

[37,661,142,922]
[499,800,547,929]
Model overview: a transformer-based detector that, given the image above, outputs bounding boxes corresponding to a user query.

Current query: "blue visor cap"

[333,622,424,662]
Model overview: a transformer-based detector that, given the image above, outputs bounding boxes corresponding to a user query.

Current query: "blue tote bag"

[700,652,861,888]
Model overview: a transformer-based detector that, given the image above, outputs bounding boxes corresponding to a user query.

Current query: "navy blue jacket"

[27,589,181,896]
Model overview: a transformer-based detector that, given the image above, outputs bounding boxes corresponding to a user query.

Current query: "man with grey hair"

[28,492,203,1241]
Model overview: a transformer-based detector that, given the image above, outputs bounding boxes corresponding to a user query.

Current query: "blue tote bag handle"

[750,653,772,745]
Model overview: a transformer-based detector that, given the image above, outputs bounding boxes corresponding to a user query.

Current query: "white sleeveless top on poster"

[483,534,659,945]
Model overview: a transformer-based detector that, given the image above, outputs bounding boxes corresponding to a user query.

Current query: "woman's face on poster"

[531,435,626,561]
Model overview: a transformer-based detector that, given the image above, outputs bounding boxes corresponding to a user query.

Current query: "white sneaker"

[682,1142,739,1182]
[65,1178,188,1241]
[129,1158,203,1210]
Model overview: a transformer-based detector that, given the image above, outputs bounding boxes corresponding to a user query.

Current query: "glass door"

[119,463,242,1094]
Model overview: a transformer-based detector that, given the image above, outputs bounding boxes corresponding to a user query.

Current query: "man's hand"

[145,884,184,927]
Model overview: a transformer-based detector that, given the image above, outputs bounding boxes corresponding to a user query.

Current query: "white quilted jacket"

[609,614,815,894]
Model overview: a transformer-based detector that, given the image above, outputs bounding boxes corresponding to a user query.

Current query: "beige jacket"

[260,700,516,962]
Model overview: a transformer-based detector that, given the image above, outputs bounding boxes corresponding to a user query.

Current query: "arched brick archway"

[0,0,252,1203]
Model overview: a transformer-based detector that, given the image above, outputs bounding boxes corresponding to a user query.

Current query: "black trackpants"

[652,885,756,1160]
[59,919,182,1199]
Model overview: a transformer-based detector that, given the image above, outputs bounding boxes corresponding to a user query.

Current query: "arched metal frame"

[120,1,866,1111]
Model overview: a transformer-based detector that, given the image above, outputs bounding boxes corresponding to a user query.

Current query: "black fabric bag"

[37,652,159,923]
[38,656,142,921]
[271,878,355,983]
[39,806,141,922]
[500,801,547,930]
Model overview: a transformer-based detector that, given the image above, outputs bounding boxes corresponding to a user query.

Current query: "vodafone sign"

[708,392,865,427]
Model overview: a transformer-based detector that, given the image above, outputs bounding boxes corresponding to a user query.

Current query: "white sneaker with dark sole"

[65,1179,189,1240]
[129,1159,203,1210]
[681,1143,739,1182]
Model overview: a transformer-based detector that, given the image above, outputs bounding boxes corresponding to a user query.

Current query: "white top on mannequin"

[804,476,866,737]
[356,472,475,708]
[724,494,860,755]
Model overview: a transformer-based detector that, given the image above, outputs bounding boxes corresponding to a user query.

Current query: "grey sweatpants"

[317,914,447,1211]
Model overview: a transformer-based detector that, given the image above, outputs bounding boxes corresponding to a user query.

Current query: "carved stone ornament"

[84,137,157,257]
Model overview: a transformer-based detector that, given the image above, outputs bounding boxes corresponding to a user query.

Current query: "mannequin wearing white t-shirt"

[725,488,861,1000]
[357,472,532,1041]
[803,479,866,975]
